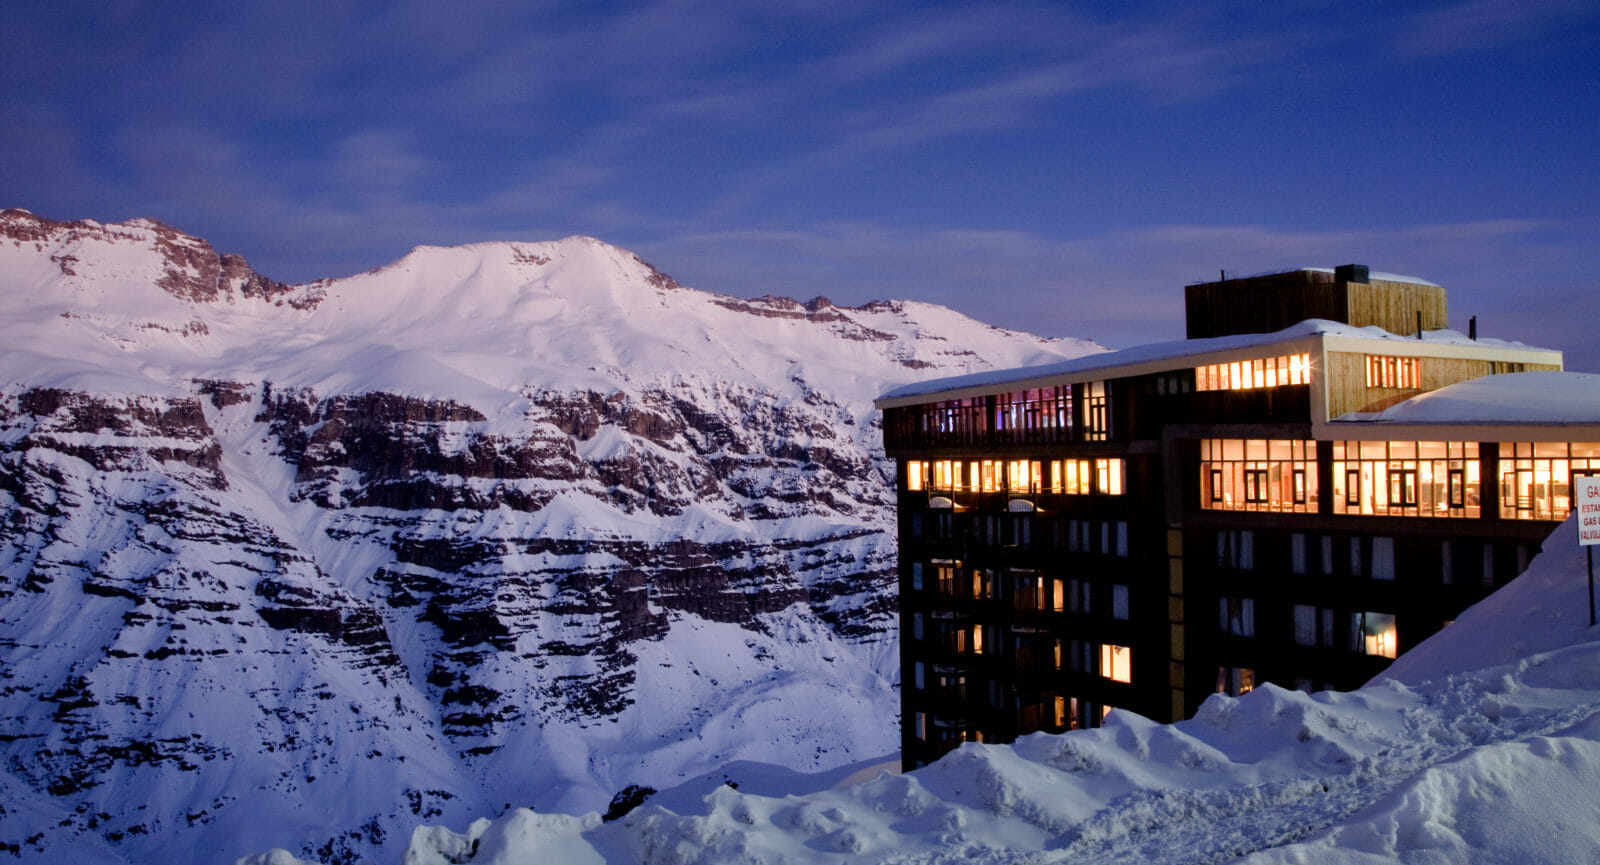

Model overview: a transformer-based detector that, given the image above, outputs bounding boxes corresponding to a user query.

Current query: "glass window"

[1366,355,1420,388]
[1200,439,1318,513]
[1372,537,1395,580]
[1333,441,1479,518]
[1084,381,1110,441]
[1498,442,1600,521]
[1096,459,1125,495]
[1100,644,1132,683]
[1361,612,1397,658]
[1216,529,1255,570]
[1050,459,1118,495]
[1216,666,1254,696]
[1196,353,1311,391]
[1292,604,1317,646]
[1219,597,1254,637]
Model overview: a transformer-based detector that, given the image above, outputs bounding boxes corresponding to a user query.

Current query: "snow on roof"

[1238,266,1442,287]
[1340,371,1600,425]
[877,319,1543,404]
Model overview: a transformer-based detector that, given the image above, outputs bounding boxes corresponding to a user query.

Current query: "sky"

[4,1,1598,368]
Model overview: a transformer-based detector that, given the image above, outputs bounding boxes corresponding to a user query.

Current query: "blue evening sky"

[4,1,1598,367]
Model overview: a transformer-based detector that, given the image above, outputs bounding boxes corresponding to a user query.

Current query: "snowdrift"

[299,515,1600,864]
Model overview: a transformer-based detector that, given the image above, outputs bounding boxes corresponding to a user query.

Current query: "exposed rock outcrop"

[0,211,1100,864]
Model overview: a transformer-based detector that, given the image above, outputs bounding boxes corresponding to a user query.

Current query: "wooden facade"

[1186,267,1447,340]
[1323,351,1563,417]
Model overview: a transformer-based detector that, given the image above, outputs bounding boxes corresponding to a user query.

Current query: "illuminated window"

[1099,644,1132,683]
[1498,442,1600,521]
[1053,696,1090,730]
[901,386,1080,448]
[1201,439,1317,513]
[1095,458,1124,495]
[1243,469,1269,502]
[1196,353,1311,391]
[1012,570,1046,613]
[969,569,995,600]
[1084,381,1109,440]
[906,460,926,491]
[1366,355,1419,388]
[1048,459,1121,495]
[978,460,1000,492]
[1360,612,1397,658]
[1388,468,1418,506]
[1216,666,1254,696]
[1333,441,1480,518]
[1007,459,1044,495]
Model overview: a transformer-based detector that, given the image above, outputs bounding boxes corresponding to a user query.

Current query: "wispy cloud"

[1390,0,1597,56]
[645,217,1600,367]
[4,0,1595,370]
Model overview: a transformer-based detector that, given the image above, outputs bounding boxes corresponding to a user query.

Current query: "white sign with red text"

[1578,475,1600,546]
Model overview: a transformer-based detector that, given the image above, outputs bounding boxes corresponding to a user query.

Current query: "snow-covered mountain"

[311,515,1600,865]
[0,209,1103,863]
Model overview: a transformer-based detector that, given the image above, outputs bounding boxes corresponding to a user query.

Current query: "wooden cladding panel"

[1186,274,1446,339]
[1346,281,1447,336]
[1186,280,1347,339]
[1326,352,1555,417]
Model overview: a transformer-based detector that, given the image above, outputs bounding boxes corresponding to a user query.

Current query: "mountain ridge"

[0,209,1103,863]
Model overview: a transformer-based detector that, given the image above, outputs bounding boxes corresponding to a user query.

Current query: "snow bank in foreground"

[245,517,1600,864]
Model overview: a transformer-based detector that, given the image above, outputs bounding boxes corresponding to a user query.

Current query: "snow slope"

[0,210,1104,863]
[374,516,1600,865]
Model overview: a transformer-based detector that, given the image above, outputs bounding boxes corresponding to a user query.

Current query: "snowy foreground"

[244,517,1600,864]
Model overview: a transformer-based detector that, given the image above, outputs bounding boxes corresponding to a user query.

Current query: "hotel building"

[877,266,1600,769]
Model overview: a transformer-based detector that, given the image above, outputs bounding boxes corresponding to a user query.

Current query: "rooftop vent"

[1335,264,1370,284]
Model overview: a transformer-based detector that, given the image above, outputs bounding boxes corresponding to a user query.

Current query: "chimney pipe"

[1469,315,1477,340]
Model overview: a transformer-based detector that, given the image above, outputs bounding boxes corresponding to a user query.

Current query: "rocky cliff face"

[0,209,1101,863]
